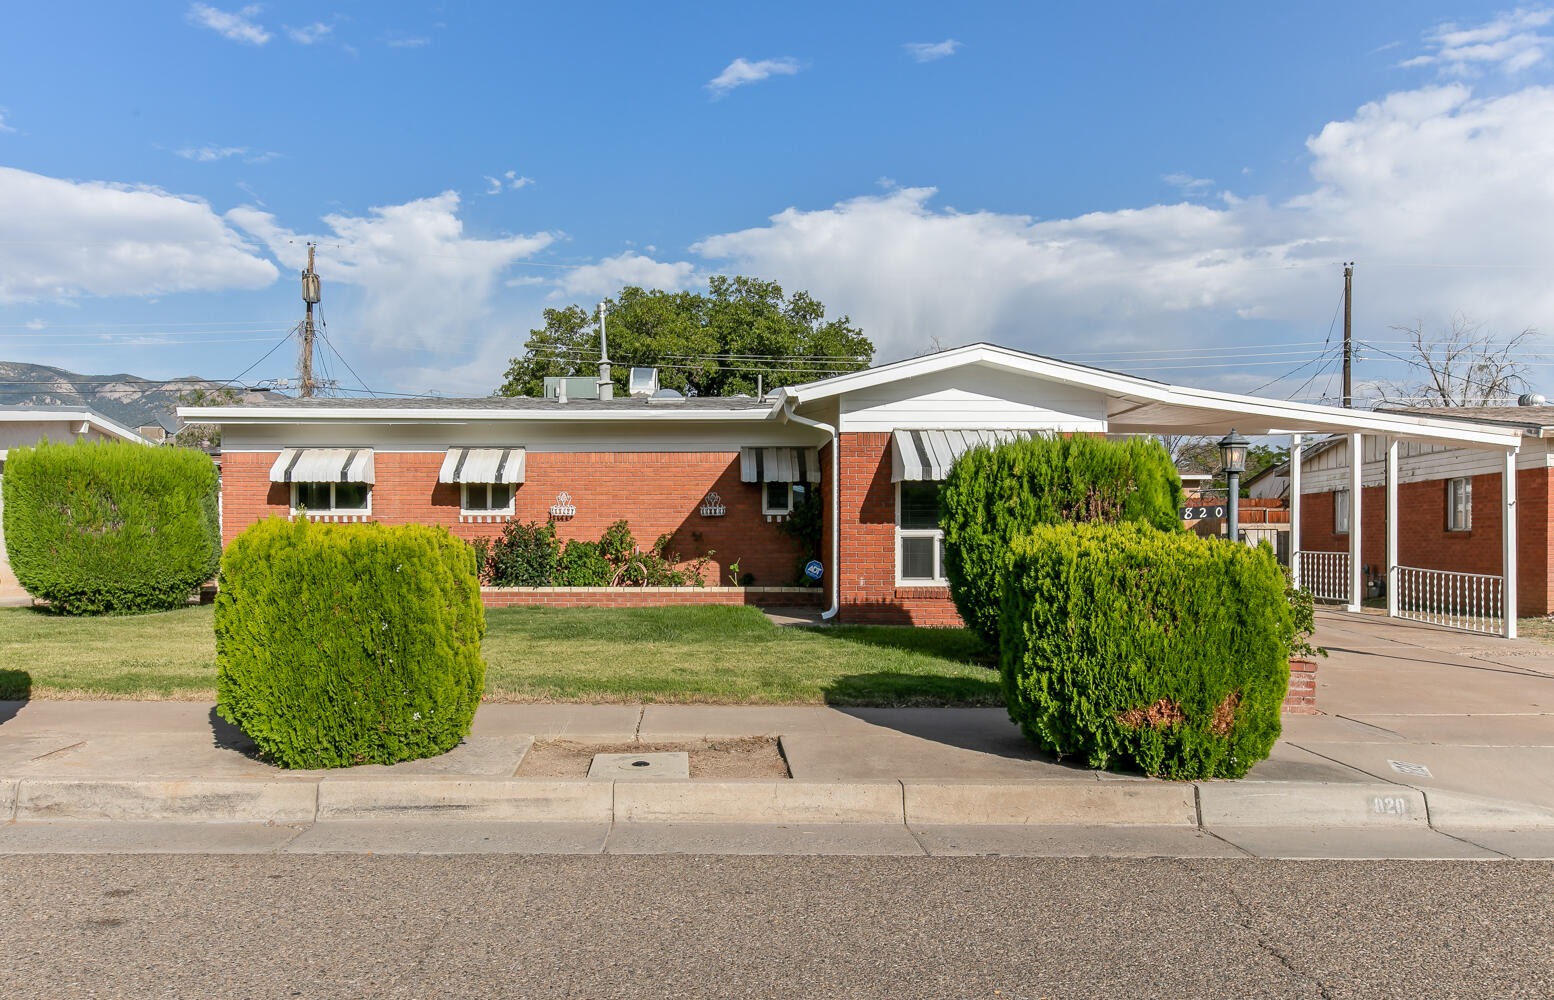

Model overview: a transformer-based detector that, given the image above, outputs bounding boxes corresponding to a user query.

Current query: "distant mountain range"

[0,361,282,432]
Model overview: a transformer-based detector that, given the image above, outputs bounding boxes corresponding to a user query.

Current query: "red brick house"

[184,344,1522,628]
[1294,406,1554,620]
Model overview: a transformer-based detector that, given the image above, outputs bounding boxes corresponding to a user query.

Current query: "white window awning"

[891,429,1030,481]
[438,447,526,484]
[270,448,375,484]
[740,447,821,483]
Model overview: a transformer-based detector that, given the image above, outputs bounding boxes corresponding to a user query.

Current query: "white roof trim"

[0,408,152,445]
[781,344,1522,449]
[176,406,777,424]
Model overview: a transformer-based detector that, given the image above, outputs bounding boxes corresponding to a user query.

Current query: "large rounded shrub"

[2,440,220,614]
[941,433,1182,647]
[1000,521,1292,779]
[215,518,486,769]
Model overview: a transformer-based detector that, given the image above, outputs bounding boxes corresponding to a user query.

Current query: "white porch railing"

[1395,565,1504,635]
[1298,550,1351,603]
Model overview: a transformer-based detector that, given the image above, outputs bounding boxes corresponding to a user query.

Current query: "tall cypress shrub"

[940,434,1183,646]
[2,440,220,614]
[1000,522,1292,779]
[216,518,486,769]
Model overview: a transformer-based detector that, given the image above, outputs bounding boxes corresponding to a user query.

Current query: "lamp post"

[1218,429,1249,544]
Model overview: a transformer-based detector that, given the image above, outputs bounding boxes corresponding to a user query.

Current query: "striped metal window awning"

[891,429,1030,481]
[739,447,821,483]
[438,447,526,484]
[269,448,375,484]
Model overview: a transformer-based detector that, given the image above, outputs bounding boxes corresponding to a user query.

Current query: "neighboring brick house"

[184,344,1522,626]
[1295,407,1554,617]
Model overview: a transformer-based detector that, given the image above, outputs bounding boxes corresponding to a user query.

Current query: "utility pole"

[300,243,320,398]
[1342,262,1353,408]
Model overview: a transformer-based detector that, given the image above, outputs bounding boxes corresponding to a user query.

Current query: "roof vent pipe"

[596,302,613,400]
[1519,392,1546,407]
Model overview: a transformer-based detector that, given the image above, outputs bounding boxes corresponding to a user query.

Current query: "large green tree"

[497,276,873,397]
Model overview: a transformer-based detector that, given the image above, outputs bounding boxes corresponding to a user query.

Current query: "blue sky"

[2,2,1553,401]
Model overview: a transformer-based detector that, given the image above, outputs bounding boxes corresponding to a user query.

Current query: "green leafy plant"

[556,539,612,586]
[727,560,742,586]
[215,518,486,769]
[1286,575,1328,660]
[777,485,823,586]
[941,433,1184,647]
[1000,521,1293,780]
[1,440,220,614]
[486,519,559,586]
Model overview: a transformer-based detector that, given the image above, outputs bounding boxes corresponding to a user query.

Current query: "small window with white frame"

[293,481,371,515]
[897,480,946,584]
[1334,488,1351,535]
[461,482,515,516]
[763,480,793,515]
[1446,477,1472,532]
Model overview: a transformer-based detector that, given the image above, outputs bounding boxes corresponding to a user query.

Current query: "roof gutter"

[778,392,838,621]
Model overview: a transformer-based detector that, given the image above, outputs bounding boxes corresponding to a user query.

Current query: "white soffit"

[270,448,375,484]
[438,447,526,484]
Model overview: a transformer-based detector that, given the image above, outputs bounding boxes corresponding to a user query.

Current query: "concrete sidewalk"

[4,609,1554,858]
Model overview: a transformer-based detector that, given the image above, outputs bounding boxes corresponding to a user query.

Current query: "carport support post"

[1347,432,1363,613]
[1504,447,1518,639]
[1386,438,1398,619]
[1289,435,1302,587]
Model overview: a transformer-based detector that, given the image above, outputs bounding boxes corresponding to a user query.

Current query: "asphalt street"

[1,855,1551,999]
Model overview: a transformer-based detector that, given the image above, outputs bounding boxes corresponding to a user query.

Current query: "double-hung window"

[461,482,515,516]
[293,481,370,515]
[897,481,945,584]
[1334,489,1351,535]
[1446,477,1472,532]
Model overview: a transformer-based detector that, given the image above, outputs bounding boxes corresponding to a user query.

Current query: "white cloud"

[24,319,45,330]
[175,145,247,162]
[186,3,271,45]
[285,22,331,44]
[904,39,961,62]
[0,166,278,303]
[555,251,698,298]
[707,57,801,97]
[691,81,1554,374]
[505,171,533,190]
[228,191,555,351]
[1401,6,1553,74]
[1163,172,1215,193]
[483,176,503,195]
[385,34,430,48]
[0,108,13,133]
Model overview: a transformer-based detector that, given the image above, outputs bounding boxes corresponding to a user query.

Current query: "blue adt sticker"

[804,560,824,580]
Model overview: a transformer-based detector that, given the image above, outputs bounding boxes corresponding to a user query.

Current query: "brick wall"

[220,450,810,588]
[836,432,964,626]
[1284,658,1318,714]
[481,586,822,608]
[1299,467,1553,616]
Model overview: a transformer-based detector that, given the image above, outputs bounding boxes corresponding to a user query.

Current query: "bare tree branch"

[1376,313,1539,407]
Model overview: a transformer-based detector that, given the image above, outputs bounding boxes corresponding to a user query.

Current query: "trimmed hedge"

[215,518,486,769]
[941,433,1183,647]
[1000,522,1292,779]
[1,440,220,614]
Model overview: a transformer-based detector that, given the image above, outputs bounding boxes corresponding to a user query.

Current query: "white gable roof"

[781,344,1522,448]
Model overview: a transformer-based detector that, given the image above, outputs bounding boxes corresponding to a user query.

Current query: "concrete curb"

[1422,789,1554,830]
[1,778,17,822]
[903,780,1198,827]
[14,778,319,823]
[1196,781,1426,828]
[316,778,612,822]
[614,781,903,824]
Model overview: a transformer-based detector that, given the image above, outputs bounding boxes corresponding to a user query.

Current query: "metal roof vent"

[648,387,685,405]
[1519,392,1547,406]
[544,376,601,401]
[629,368,660,397]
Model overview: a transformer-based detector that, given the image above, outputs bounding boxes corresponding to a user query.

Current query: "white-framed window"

[292,481,371,515]
[897,480,946,585]
[1447,477,1472,532]
[763,480,793,515]
[1334,489,1351,535]
[461,482,515,515]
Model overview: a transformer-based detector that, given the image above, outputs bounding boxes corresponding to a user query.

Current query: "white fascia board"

[177,406,777,424]
[781,344,1522,449]
[0,409,151,445]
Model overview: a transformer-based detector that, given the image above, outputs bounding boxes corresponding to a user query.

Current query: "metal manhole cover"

[1388,759,1433,778]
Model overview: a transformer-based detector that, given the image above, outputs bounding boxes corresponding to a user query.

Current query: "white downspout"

[780,397,840,620]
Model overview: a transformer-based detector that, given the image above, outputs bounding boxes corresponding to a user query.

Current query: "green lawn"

[0,604,1001,707]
